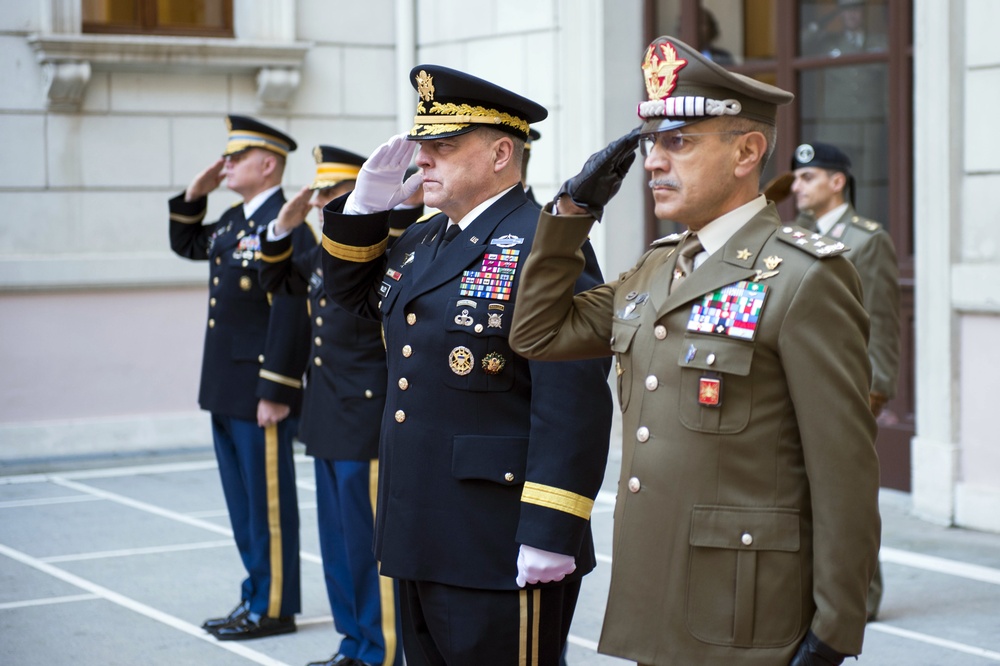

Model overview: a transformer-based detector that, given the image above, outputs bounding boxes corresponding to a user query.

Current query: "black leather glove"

[789,630,848,666]
[554,126,641,221]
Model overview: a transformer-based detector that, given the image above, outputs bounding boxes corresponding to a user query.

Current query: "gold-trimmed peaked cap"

[638,36,793,133]
[223,115,297,158]
[407,64,547,141]
[310,145,366,190]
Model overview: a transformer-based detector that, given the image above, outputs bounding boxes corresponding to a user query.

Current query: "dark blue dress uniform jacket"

[320,186,613,591]
[169,190,314,419]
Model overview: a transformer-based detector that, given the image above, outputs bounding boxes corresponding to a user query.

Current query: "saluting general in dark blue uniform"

[258,145,419,666]
[320,66,613,666]
[169,116,313,641]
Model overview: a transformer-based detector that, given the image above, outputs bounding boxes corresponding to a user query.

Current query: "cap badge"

[795,144,815,164]
[415,70,435,102]
[313,146,322,162]
[642,41,687,101]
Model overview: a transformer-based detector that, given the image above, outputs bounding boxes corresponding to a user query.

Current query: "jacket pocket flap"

[610,318,640,353]
[689,505,800,552]
[452,435,528,486]
[678,335,754,376]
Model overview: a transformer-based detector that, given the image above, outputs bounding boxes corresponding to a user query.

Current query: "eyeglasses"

[638,131,746,157]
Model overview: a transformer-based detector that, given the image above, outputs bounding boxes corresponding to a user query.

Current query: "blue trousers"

[315,458,401,666]
[211,414,301,617]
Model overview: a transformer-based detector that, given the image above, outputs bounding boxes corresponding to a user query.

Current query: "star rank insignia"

[736,248,752,260]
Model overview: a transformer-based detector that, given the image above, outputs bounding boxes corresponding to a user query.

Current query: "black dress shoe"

[213,613,296,641]
[306,654,361,666]
[201,600,250,632]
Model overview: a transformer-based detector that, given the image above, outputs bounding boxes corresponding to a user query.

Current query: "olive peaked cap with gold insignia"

[310,145,366,190]
[406,65,547,141]
[223,115,297,157]
[638,36,793,133]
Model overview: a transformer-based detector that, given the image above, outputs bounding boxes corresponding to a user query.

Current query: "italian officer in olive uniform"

[259,146,417,666]
[790,140,900,622]
[320,66,613,665]
[510,37,881,666]
[169,116,314,640]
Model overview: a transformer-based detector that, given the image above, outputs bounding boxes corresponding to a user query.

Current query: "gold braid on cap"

[411,102,530,137]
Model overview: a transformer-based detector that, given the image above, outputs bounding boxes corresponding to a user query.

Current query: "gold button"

[474,324,484,333]
[248,220,255,227]
[215,257,221,265]
[504,472,515,482]
[316,316,323,326]
[402,345,412,358]
[242,260,248,267]
[406,313,416,325]
[258,354,264,363]
[741,532,753,546]
[209,297,216,307]
[628,477,641,493]
[213,277,219,286]
[319,298,327,307]
[314,357,323,366]
[636,427,649,443]
[314,336,323,346]
[208,318,215,328]
[365,389,373,399]
[654,325,667,340]
[398,378,409,390]
[645,375,658,391]
[394,410,406,423]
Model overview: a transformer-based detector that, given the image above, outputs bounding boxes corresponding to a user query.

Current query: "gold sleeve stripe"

[322,234,388,263]
[521,482,594,520]
[259,369,302,389]
[388,227,404,238]
[260,246,293,263]
[170,212,206,224]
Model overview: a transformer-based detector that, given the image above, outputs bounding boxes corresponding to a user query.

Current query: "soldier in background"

[169,115,312,641]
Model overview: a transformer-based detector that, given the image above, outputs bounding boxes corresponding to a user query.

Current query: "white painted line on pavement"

[41,539,234,563]
[881,546,1000,585]
[0,593,99,610]
[0,542,295,666]
[0,494,104,509]
[867,623,1000,661]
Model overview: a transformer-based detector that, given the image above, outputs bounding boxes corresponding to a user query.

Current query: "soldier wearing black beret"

[258,145,410,666]
[320,65,613,665]
[169,115,313,640]
[511,35,881,665]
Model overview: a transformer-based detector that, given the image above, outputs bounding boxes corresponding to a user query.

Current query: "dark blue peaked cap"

[792,142,852,174]
[406,64,547,141]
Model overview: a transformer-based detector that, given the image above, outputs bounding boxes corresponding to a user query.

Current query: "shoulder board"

[416,210,442,225]
[849,215,883,233]
[650,232,685,248]
[229,200,243,209]
[776,224,849,258]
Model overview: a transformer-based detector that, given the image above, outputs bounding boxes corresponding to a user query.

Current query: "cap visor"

[640,117,697,134]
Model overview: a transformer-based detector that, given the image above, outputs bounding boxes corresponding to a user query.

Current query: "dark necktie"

[670,233,704,294]
[442,223,461,246]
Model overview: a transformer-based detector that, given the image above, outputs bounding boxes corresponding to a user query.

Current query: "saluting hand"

[344,133,423,215]
[273,186,312,236]
[185,157,226,202]
[257,399,291,428]
[554,126,641,221]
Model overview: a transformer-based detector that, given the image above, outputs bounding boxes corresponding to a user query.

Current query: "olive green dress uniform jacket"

[797,206,900,399]
[169,191,314,419]
[510,204,881,665]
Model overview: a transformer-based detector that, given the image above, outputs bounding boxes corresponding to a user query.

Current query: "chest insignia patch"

[490,234,524,248]
[402,252,415,267]
[449,346,474,376]
[233,233,261,261]
[386,268,403,281]
[687,280,767,340]
[460,248,520,301]
[617,292,649,320]
[698,376,722,406]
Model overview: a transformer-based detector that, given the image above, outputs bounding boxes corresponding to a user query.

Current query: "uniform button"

[209,297,216,307]
[402,345,412,358]
[645,375,658,391]
[213,276,219,286]
[741,532,753,546]
[406,313,417,325]
[315,316,323,326]
[474,324,483,333]
[378,300,382,309]
[504,472,515,482]
[394,410,406,423]
[314,357,323,366]
[242,260,248,267]
[314,336,322,346]
[215,257,221,265]
[398,378,409,390]
[364,389,373,399]
[258,354,264,363]
[654,325,667,340]
[248,220,255,227]
[628,477,641,493]
[319,298,327,307]
[636,427,650,442]
[706,353,716,366]
[208,318,215,328]
[610,336,616,346]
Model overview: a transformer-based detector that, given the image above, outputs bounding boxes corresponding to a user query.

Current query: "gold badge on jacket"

[449,346,474,376]
[698,376,722,407]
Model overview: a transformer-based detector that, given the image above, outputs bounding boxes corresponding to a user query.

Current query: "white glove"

[344,133,423,214]
[515,544,577,588]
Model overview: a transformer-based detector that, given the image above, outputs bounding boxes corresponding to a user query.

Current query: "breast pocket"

[677,334,753,434]
[610,318,640,411]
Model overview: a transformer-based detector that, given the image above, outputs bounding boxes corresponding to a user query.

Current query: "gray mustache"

[648,179,680,189]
